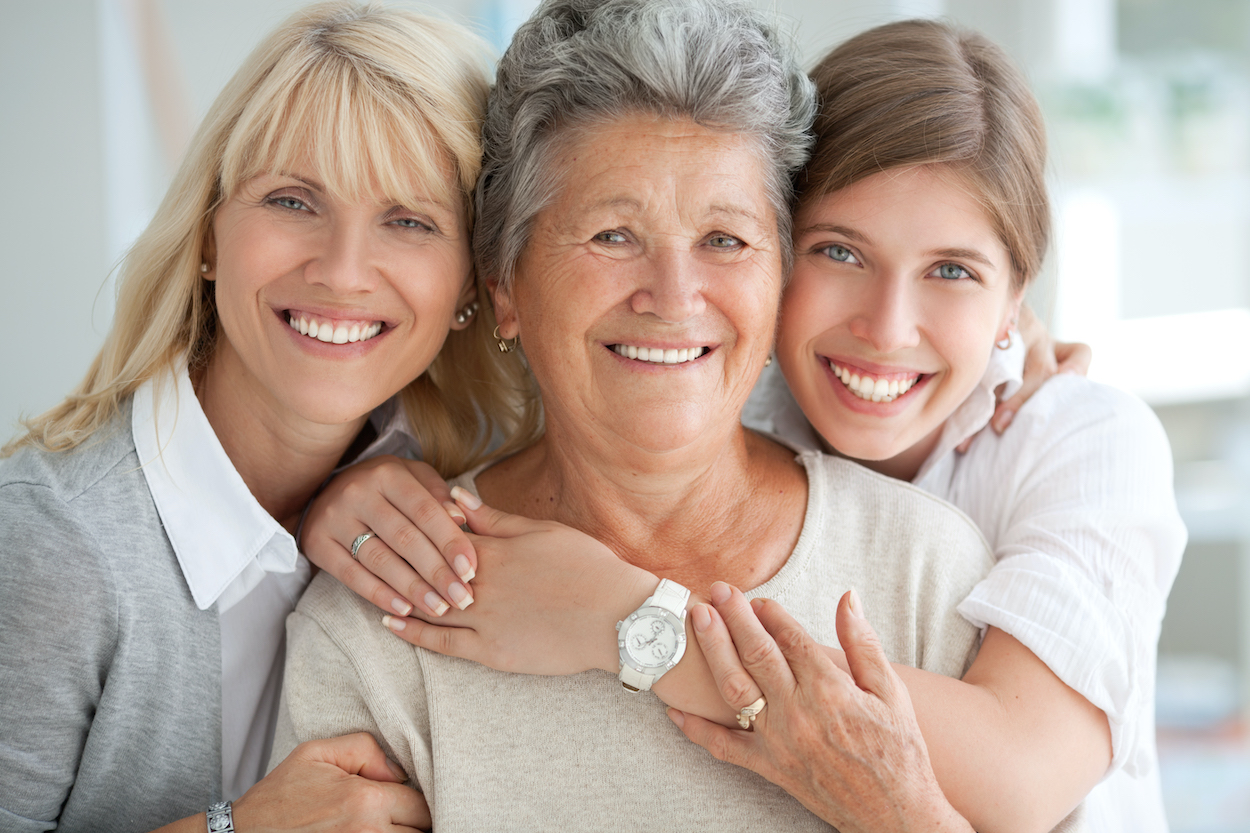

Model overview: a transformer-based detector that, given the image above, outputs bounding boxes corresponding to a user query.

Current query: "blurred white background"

[4,0,1250,826]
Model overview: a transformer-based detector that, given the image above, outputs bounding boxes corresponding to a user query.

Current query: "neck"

[840,422,945,483]
[477,414,805,591]
[194,346,367,533]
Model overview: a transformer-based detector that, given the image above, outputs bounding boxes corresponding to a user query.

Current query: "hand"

[990,305,1091,434]
[300,455,477,619]
[669,584,972,833]
[379,492,659,676]
[232,733,429,832]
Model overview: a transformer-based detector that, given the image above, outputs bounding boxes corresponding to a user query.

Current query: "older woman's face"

[494,114,782,452]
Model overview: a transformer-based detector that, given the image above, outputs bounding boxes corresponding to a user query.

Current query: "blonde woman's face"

[204,167,474,427]
[779,165,1021,477]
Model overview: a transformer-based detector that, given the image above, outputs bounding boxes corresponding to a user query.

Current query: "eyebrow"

[583,197,767,226]
[798,223,997,269]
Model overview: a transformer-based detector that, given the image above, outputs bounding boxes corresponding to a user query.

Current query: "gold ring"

[736,696,766,730]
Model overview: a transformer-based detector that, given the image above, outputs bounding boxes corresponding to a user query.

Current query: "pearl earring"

[455,301,479,324]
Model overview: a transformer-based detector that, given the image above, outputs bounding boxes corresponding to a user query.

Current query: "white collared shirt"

[132,366,419,800]
[745,340,1186,833]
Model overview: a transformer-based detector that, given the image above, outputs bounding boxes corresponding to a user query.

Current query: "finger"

[355,501,474,611]
[668,708,762,773]
[690,602,766,711]
[709,583,797,695]
[451,489,548,540]
[1055,340,1092,376]
[380,614,482,661]
[309,532,417,618]
[300,732,408,783]
[352,535,453,618]
[380,468,478,586]
[751,596,841,691]
[834,589,904,707]
[376,782,431,830]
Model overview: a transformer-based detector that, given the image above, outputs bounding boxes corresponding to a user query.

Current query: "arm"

[381,497,1106,833]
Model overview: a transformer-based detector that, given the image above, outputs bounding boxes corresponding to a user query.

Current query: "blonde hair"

[802,19,1049,290]
[6,1,541,475]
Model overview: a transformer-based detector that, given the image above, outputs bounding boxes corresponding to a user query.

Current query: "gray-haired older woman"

[273,0,992,827]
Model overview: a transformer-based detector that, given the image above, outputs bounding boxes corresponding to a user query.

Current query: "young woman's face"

[778,165,1021,476]
[205,167,474,427]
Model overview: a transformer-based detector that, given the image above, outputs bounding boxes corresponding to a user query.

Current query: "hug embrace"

[0,1,1184,832]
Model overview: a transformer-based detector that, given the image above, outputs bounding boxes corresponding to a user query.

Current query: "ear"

[448,270,480,332]
[200,226,217,281]
[997,290,1024,343]
[489,277,520,339]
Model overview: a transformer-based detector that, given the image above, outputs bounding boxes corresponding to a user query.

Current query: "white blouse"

[132,366,418,801]
[745,342,1186,833]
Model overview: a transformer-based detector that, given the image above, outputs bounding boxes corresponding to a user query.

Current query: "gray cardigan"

[0,400,222,833]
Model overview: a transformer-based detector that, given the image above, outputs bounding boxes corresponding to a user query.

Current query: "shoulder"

[1,409,140,505]
[1008,375,1169,457]
[805,450,992,552]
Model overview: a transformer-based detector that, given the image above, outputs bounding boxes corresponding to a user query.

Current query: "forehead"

[801,166,1001,245]
[546,115,774,224]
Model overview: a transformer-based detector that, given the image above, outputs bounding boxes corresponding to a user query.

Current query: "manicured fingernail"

[450,486,481,511]
[691,603,711,632]
[382,614,406,633]
[391,597,413,616]
[667,708,685,729]
[994,409,1014,433]
[750,597,765,610]
[424,592,450,616]
[448,582,473,610]
[443,501,467,524]
[709,581,731,605]
[848,587,865,619]
[454,553,475,582]
[385,758,408,782]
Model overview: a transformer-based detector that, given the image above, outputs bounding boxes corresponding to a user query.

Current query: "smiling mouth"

[611,344,710,365]
[286,311,384,345]
[828,360,923,403]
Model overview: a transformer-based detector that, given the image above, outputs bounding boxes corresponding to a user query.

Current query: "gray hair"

[474,0,816,289]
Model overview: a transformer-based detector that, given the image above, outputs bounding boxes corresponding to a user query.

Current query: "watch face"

[622,613,680,668]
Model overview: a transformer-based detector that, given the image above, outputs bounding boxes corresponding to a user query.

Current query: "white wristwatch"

[615,578,690,691]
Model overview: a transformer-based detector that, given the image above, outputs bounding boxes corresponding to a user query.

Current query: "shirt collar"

[913,332,1025,482]
[132,365,299,611]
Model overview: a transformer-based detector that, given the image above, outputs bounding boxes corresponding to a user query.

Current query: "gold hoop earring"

[493,325,519,354]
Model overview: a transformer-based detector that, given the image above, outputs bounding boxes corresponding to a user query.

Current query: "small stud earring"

[200,263,210,274]
[764,355,773,367]
[493,325,519,354]
[455,301,479,324]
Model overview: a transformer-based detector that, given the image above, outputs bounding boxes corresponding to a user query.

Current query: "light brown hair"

[802,19,1049,290]
[6,1,541,474]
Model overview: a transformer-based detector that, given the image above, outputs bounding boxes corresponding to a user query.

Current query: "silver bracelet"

[206,801,235,832]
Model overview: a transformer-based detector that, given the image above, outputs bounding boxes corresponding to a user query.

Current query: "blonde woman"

[0,3,534,832]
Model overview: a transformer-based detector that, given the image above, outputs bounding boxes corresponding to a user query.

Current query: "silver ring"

[350,532,375,560]
[736,696,766,730]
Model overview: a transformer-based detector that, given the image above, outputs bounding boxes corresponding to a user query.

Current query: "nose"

[629,245,706,323]
[305,220,377,294]
[847,274,921,353]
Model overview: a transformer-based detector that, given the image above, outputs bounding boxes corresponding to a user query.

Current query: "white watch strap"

[649,578,690,617]
[618,663,655,691]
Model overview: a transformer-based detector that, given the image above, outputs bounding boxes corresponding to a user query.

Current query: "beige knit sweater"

[274,450,996,831]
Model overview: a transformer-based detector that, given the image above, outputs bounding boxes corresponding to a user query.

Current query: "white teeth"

[613,344,705,365]
[288,313,384,345]
[830,361,920,404]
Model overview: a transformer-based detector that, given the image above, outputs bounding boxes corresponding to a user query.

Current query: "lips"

[827,360,922,403]
[611,344,710,365]
[285,310,384,345]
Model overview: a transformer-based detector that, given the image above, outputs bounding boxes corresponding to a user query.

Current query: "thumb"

[301,732,408,784]
[449,487,539,538]
[836,589,901,706]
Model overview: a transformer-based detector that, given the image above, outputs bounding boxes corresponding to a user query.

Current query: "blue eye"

[272,196,309,212]
[822,244,858,264]
[933,263,973,280]
[391,216,433,231]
